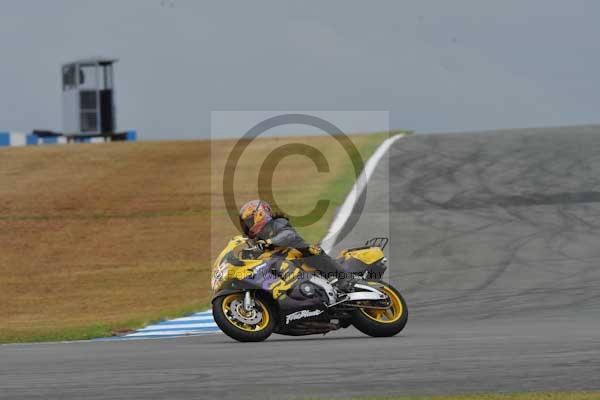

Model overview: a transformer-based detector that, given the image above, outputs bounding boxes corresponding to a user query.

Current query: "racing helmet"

[239,200,273,238]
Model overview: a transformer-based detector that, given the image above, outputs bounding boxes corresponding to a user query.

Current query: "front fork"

[243,290,255,311]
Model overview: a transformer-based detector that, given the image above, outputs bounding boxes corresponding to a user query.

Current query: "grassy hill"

[0,132,394,342]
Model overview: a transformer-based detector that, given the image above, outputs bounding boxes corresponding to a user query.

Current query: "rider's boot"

[334,276,358,295]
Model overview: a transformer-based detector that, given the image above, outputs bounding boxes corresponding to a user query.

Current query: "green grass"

[307,392,600,400]
[1,302,210,343]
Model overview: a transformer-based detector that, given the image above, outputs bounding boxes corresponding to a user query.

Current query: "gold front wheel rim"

[360,285,403,324]
[221,294,270,332]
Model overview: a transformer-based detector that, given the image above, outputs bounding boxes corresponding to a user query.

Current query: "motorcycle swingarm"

[328,283,387,307]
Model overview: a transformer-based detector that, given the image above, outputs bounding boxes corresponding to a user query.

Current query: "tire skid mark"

[387,128,600,321]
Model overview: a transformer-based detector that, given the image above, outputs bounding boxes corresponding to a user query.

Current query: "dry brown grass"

[0,133,389,342]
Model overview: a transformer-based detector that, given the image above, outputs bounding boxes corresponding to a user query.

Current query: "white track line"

[160,315,214,323]
[137,323,218,331]
[321,133,405,253]
[125,330,219,338]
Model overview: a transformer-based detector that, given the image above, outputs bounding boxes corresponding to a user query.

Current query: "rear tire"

[351,282,408,337]
[212,293,275,342]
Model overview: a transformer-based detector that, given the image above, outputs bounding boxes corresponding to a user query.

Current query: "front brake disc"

[229,299,263,325]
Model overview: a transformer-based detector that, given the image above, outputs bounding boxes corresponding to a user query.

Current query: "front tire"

[352,282,408,337]
[213,292,275,342]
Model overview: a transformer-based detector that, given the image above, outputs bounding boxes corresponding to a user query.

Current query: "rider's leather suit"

[255,218,351,285]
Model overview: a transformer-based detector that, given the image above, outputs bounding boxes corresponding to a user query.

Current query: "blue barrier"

[41,137,58,144]
[0,132,10,146]
[1,131,139,146]
[26,135,38,145]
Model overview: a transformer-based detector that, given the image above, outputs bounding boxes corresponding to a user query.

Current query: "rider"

[238,199,354,292]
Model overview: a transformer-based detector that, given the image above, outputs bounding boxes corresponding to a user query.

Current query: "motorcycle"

[210,236,408,342]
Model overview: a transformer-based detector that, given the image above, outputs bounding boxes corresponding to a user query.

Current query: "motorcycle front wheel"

[351,282,408,337]
[213,292,275,342]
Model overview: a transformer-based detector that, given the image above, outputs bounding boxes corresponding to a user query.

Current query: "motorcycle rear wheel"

[213,293,275,342]
[351,282,408,337]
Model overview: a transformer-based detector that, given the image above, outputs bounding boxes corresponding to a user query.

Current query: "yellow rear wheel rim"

[221,294,270,332]
[360,285,403,324]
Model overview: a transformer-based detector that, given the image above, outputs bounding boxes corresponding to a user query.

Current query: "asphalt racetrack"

[2,126,600,399]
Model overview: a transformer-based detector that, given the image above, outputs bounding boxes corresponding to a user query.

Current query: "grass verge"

[0,301,209,343]
[308,392,600,400]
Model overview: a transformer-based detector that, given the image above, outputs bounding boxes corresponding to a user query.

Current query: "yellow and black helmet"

[239,200,274,238]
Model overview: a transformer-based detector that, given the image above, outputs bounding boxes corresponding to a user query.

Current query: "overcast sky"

[1,0,599,140]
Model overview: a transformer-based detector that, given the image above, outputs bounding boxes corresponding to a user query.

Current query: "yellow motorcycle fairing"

[211,236,263,292]
[337,246,387,278]
[211,236,306,295]
[339,247,385,264]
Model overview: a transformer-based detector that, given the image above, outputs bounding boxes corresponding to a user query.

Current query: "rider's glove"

[308,244,323,255]
[255,239,272,251]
